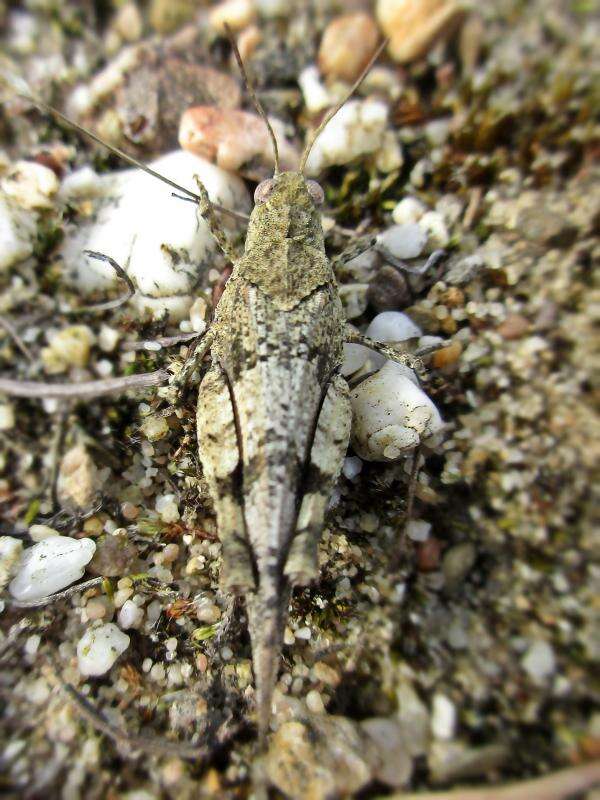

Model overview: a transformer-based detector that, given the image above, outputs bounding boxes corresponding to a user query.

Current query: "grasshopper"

[9,35,434,750]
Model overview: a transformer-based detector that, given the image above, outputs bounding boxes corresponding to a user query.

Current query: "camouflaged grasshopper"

[14,36,430,748]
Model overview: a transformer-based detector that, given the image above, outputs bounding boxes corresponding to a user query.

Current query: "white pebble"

[522,640,556,683]
[118,599,144,630]
[0,536,23,590]
[189,297,208,333]
[377,223,427,260]
[342,456,363,481]
[0,403,15,431]
[98,325,120,352]
[431,694,457,740]
[0,195,36,271]
[304,99,388,176]
[306,689,325,714]
[406,519,431,542]
[9,536,96,602]
[155,493,180,523]
[295,627,311,641]
[366,311,422,370]
[392,197,426,225]
[350,362,444,461]
[77,623,130,677]
[28,524,60,542]
[1,161,59,210]
[341,341,369,376]
[298,65,331,114]
[419,211,450,251]
[59,151,250,321]
[24,634,41,656]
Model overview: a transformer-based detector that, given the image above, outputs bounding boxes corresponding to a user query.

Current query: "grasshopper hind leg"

[197,364,255,593]
[285,373,352,586]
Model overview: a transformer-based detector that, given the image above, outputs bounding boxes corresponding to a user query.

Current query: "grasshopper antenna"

[15,92,249,221]
[299,39,388,174]
[224,22,280,175]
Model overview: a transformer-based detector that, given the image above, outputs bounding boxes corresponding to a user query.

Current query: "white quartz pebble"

[118,599,144,630]
[304,99,388,176]
[377,223,427,260]
[406,519,431,542]
[342,456,363,481]
[341,342,369,376]
[392,196,426,226]
[59,151,250,321]
[365,311,422,369]
[9,536,96,602]
[350,362,444,461]
[0,536,23,591]
[298,65,332,115]
[77,623,130,676]
[0,195,36,271]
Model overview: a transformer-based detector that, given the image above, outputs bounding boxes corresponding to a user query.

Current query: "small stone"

[24,634,41,656]
[374,130,404,173]
[420,211,450,250]
[113,2,143,42]
[318,13,380,83]
[517,206,578,248]
[442,542,476,590]
[350,362,444,461]
[306,689,326,714]
[313,662,340,687]
[406,519,431,542]
[0,403,15,431]
[88,532,139,577]
[41,326,95,374]
[378,224,428,260]
[77,623,130,677]
[209,0,256,33]
[0,536,23,591]
[156,493,180,523]
[0,195,36,271]
[57,444,99,510]
[28,524,60,542]
[368,266,412,313]
[189,297,208,333]
[396,679,430,757]
[179,107,298,174]
[342,456,363,481]
[266,718,372,799]
[237,24,262,62]
[445,254,483,286]
[376,0,467,63]
[9,536,96,602]
[149,0,195,34]
[1,160,59,209]
[304,99,388,176]
[121,502,139,521]
[416,537,442,571]
[118,599,144,629]
[497,314,530,340]
[431,693,457,740]
[361,717,414,788]
[366,310,422,344]
[431,339,462,368]
[141,414,170,442]
[341,342,369,376]
[298,66,332,115]
[295,627,311,641]
[392,197,427,225]
[522,640,556,683]
[98,325,120,352]
[85,597,112,621]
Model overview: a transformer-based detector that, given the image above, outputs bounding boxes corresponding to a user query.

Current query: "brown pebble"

[196,653,208,672]
[376,0,467,64]
[431,339,462,368]
[237,24,262,62]
[368,266,412,312]
[442,287,464,308]
[318,13,380,83]
[416,537,442,571]
[497,314,530,340]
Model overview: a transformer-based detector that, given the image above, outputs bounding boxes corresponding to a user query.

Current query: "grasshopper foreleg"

[284,373,352,585]
[193,176,241,264]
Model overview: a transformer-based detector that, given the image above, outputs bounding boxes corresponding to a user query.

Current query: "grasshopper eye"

[254,178,276,204]
[306,179,324,205]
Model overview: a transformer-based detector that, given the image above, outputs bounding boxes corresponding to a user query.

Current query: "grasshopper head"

[247,172,324,244]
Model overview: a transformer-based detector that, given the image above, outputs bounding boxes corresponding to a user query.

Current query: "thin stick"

[383,761,600,800]
[68,251,135,314]
[0,369,168,400]
[21,93,245,221]
[300,39,388,173]
[9,576,104,608]
[224,23,280,174]
[0,315,34,361]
